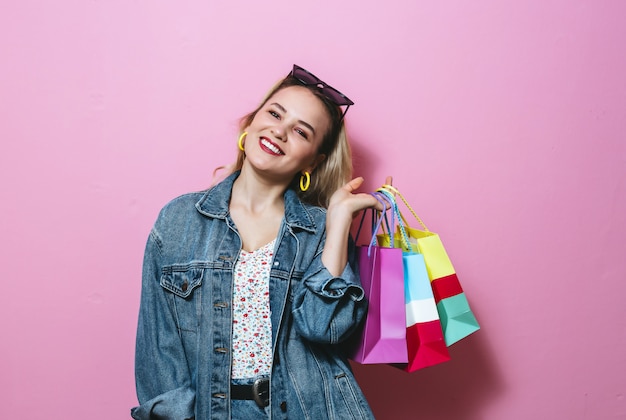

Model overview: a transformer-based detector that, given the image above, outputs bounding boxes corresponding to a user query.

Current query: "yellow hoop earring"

[300,171,311,192]
[238,132,247,151]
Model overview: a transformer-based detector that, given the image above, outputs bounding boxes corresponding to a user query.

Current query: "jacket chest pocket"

[161,265,205,333]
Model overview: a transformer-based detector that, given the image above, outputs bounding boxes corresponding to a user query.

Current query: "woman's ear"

[308,154,326,173]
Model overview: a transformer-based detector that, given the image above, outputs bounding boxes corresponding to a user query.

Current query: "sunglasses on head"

[289,64,354,120]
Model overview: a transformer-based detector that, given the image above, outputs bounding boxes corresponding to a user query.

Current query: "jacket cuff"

[305,263,364,300]
[131,387,195,420]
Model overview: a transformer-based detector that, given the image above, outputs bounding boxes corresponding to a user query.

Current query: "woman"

[132,65,381,419]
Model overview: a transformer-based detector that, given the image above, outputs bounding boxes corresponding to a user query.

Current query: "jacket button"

[280,401,287,412]
[181,281,189,292]
[215,347,228,353]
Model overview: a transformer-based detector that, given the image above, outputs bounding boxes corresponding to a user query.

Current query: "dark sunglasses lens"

[322,87,353,106]
[292,67,319,85]
[291,65,354,109]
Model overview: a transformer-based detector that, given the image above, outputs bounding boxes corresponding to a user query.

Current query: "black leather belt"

[230,377,270,408]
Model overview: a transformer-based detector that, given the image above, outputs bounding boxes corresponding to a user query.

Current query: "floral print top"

[231,239,275,379]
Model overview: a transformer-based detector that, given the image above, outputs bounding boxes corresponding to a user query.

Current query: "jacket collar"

[195,171,318,233]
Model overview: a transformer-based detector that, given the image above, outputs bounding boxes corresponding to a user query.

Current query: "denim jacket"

[132,172,374,420]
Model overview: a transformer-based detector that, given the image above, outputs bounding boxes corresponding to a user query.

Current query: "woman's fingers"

[343,177,364,192]
[329,178,375,214]
[330,176,396,215]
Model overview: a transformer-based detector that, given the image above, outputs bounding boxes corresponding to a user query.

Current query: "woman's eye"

[269,110,280,119]
[295,128,308,139]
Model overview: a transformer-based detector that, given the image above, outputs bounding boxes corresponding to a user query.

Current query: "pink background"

[2,1,625,419]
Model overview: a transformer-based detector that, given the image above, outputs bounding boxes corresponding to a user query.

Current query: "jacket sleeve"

[291,234,367,344]
[131,229,195,420]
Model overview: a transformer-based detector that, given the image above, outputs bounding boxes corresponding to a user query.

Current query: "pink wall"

[2,1,625,419]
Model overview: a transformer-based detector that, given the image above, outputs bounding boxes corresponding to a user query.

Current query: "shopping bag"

[375,190,450,371]
[350,194,408,364]
[379,185,480,346]
[401,251,451,371]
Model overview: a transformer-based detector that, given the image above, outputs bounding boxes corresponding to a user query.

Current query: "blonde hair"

[226,76,353,208]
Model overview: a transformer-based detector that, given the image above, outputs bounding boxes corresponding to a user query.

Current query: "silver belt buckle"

[252,377,270,408]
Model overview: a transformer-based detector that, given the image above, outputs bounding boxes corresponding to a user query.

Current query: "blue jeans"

[230,378,270,419]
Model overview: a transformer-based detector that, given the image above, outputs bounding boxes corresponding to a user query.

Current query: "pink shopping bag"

[350,194,408,364]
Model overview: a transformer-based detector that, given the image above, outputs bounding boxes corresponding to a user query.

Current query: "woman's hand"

[322,176,392,277]
[327,178,378,222]
[327,176,392,221]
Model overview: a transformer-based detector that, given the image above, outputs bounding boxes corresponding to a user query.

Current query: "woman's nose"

[272,122,287,141]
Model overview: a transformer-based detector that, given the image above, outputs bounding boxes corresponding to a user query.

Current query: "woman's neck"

[230,165,287,215]
[229,166,286,251]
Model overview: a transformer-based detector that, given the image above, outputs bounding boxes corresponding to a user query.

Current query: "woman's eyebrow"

[271,102,287,114]
[270,102,316,135]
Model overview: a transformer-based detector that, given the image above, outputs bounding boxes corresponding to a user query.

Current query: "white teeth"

[261,139,282,155]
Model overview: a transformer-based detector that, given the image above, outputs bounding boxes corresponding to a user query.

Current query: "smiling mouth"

[259,137,284,155]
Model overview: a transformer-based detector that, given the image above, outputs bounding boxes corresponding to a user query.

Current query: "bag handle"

[380,184,430,232]
[355,193,388,245]
[374,192,394,240]
[375,189,412,251]
[372,191,395,242]
[355,193,389,256]
[378,188,413,236]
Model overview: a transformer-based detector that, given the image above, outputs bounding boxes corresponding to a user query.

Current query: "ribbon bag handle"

[355,193,390,257]
[371,191,394,241]
[380,184,429,232]
[375,189,412,252]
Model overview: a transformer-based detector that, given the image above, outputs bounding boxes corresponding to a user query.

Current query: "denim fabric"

[230,399,269,420]
[230,378,270,419]
[131,172,374,420]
